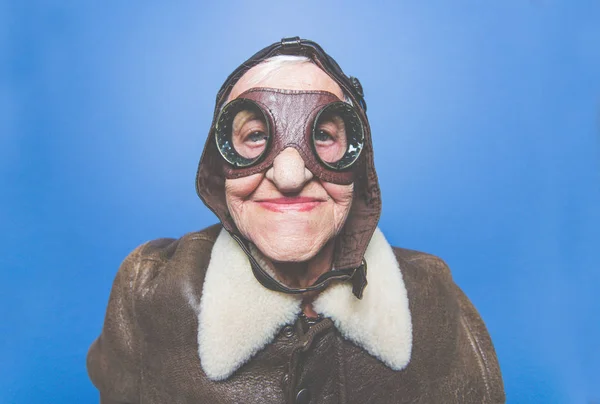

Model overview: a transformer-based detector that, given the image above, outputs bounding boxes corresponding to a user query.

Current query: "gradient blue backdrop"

[2,1,599,403]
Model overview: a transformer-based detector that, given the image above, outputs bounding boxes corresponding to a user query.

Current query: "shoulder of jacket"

[134,223,222,263]
[392,246,453,281]
[392,246,505,400]
[114,223,222,287]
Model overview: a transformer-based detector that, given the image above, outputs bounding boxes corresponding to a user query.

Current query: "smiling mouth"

[255,197,325,212]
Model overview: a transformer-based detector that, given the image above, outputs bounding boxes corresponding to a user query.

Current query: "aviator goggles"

[214,87,366,185]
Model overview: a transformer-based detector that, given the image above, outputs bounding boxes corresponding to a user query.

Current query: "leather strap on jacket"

[229,232,368,299]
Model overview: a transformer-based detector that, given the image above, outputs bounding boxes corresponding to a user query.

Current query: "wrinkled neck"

[275,241,334,288]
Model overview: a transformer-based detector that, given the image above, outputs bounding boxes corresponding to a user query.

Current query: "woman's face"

[224,62,354,263]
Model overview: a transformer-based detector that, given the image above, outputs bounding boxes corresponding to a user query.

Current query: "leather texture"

[88,224,505,403]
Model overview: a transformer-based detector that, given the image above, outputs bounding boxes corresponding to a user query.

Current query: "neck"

[271,240,335,289]
[273,241,334,319]
[247,239,335,318]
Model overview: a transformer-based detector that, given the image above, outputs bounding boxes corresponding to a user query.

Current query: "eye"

[311,102,364,169]
[312,105,351,165]
[246,131,268,144]
[231,109,270,159]
[215,98,271,167]
[314,129,334,143]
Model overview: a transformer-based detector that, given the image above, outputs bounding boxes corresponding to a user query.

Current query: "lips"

[255,196,325,212]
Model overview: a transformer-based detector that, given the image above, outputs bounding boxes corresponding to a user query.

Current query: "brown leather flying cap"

[195,37,382,296]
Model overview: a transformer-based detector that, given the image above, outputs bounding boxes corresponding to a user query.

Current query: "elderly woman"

[87,38,505,404]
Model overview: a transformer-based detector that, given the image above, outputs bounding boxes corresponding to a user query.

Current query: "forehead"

[228,62,345,102]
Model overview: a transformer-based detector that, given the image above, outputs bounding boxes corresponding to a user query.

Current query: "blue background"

[2,1,599,402]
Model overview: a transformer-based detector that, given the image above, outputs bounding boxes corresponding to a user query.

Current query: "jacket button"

[283,325,294,338]
[295,388,310,404]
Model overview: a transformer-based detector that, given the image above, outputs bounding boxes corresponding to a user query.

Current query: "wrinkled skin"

[224,62,354,290]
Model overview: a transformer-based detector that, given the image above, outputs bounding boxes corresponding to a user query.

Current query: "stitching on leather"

[136,236,216,266]
[459,314,492,402]
[239,87,341,97]
[406,255,440,265]
[189,236,217,243]
[138,257,163,263]
[336,333,348,404]
[405,255,452,280]
[128,247,144,402]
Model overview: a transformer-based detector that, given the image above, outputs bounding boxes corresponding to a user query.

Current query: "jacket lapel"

[197,229,302,381]
[312,228,412,371]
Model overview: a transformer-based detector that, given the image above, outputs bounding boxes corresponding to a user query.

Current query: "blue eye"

[314,129,333,142]
[247,131,268,143]
[312,102,364,169]
[215,98,271,167]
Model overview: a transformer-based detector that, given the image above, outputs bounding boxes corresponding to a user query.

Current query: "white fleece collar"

[194,227,412,381]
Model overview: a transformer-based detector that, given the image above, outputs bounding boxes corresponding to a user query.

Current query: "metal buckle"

[280,36,302,52]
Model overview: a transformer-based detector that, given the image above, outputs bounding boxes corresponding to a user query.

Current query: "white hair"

[242,55,312,88]
[234,55,353,105]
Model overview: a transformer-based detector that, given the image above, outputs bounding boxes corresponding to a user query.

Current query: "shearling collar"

[195,227,412,381]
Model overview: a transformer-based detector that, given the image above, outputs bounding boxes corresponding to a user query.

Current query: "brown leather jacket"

[87,224,505,403]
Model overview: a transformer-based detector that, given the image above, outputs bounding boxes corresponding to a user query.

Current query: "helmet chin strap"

[228,231,368,299]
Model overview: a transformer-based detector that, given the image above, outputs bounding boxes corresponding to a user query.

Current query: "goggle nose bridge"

[267,144,319,173]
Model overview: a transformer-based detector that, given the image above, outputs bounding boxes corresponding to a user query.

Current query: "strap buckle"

[280,36,302,52]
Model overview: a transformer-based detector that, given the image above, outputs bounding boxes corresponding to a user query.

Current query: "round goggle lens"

[312,102,364,170]
[215,99,270,167]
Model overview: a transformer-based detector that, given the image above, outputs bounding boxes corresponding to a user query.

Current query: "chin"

[261,242,317,263]
[251,223,329,263]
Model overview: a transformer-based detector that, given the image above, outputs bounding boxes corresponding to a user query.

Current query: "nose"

[265,148,314,193]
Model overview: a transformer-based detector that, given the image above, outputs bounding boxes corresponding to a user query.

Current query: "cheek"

[225,175,264,228]
[320,182,354,234]
[225,174,264,200]
[321,182,354,206]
